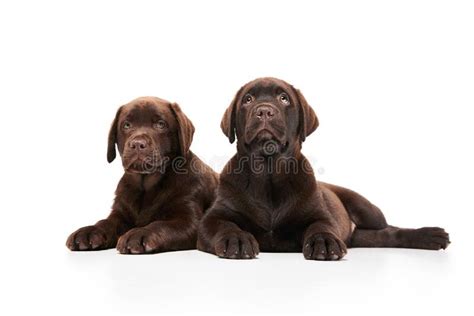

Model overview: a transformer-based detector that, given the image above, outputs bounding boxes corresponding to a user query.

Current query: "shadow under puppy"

[67,97,218,254]
[197,77,450,260]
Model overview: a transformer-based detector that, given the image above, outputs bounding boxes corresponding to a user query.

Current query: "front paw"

[303,233,347,261]
[66,225,113,251]
[214,231,259,259]
[116,228,162,254]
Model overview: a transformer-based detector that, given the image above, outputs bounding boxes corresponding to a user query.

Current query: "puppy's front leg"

[116,206,199,255]
[66,210,132,251]
[303,220,347,261]
[198,208,260,259]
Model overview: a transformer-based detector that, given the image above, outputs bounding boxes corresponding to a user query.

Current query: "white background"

[1,1,473,315]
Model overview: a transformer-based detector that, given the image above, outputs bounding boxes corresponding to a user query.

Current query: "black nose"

[129,137,148,151]
[255,106,275,120]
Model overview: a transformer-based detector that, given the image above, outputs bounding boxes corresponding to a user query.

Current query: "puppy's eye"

[153,120,167,130]
[243,94,253,104]
[279,93,290,105]
[123,122,132,130]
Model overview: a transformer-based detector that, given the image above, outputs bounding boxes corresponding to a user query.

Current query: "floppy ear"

[170,103,195,156]
[107,106,123,163]
[220,87,243,143]
[293,87,319,142]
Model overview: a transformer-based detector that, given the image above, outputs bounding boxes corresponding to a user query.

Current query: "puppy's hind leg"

[322,182,450,250]
[321,182,388,229]
[351,226,450,250]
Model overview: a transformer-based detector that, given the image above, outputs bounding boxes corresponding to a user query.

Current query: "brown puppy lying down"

[197,77,450,260]
[67,97,218,254]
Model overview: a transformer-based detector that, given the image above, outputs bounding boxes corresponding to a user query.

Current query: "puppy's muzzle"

[123,133,156,164]
[245,103,285,142]
[255,104,277,122]
[127,135,152,153]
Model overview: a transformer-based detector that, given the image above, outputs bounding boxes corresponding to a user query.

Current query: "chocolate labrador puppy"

[67,97,217,254]
[197,77,450,260]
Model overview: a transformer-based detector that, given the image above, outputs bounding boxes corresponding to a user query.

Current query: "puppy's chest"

[250,198,304,251]
[127,191,170,226]
[247,190,296,231]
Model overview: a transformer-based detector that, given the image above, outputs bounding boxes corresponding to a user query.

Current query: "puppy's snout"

[129,137,148,151]
[255,105,276,120]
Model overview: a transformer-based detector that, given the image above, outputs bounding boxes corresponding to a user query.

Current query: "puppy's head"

[107,97,194,174]
[221,77,318,156]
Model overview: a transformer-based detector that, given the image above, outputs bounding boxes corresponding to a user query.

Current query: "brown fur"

[197,77,450,260]
[67,97,218,254]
